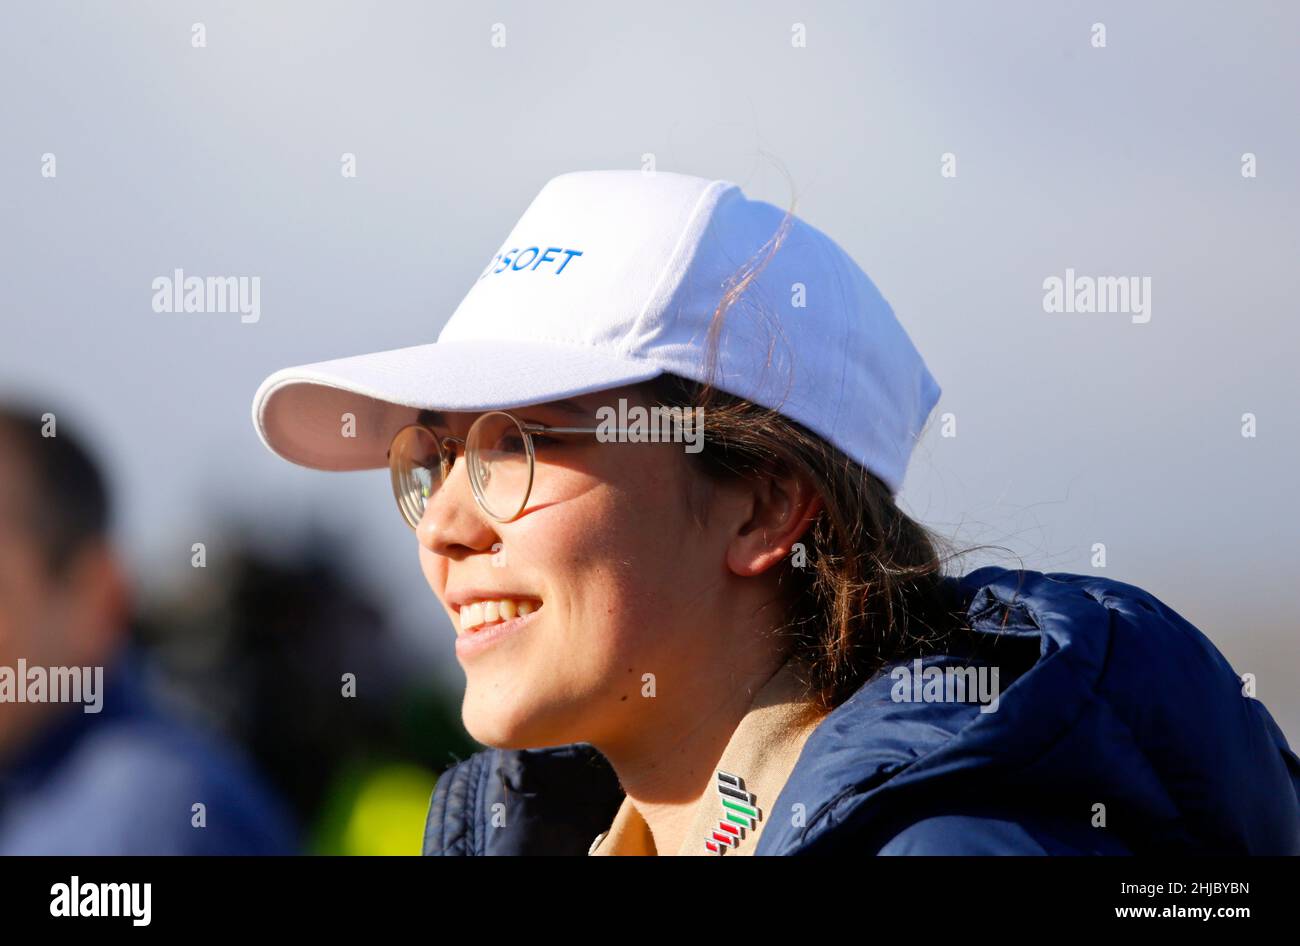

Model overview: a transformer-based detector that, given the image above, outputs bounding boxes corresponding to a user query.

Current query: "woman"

[252,169,1300,854]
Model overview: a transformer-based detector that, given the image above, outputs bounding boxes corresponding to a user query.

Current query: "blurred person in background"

[0,401,298,854]
[131,524,474,856]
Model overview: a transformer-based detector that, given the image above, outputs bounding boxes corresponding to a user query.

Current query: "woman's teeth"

[458,598,540,633]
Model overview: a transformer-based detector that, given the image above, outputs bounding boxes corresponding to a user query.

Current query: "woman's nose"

[415,456,497,558]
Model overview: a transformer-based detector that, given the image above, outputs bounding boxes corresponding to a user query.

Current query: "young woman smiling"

[252,170,1300,855]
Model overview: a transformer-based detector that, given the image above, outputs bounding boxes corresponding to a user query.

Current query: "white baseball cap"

[250,169,940,495]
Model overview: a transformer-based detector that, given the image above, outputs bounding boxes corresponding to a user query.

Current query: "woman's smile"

[453,602,544,660]
[450,595,543,633]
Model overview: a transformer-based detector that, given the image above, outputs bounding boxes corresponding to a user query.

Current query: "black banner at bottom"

[0,855,1290,930]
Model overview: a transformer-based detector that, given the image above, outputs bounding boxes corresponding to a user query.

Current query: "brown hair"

[641,198,995,714]
[0,402,113,581]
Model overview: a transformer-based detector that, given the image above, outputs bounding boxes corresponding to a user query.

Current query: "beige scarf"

[589,655,826,856]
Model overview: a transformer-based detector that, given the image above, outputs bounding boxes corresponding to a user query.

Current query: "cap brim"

[251,339,665,471]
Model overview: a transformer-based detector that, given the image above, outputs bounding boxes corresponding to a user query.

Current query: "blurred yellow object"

[339,763,438,856]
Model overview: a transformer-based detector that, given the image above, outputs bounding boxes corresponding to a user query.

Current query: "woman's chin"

[461,698,550,750]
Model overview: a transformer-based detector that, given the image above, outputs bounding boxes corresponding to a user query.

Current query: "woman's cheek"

[417,544,448,599]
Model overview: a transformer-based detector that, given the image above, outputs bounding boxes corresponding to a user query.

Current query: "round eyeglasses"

[387,410,626,529]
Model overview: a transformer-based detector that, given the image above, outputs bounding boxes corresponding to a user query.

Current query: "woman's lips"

[457,597,543,634]
[454,604,542,659]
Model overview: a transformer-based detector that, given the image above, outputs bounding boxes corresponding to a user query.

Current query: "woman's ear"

[725,468,824,578]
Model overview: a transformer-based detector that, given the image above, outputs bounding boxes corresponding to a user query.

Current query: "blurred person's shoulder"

[0,647,299,855]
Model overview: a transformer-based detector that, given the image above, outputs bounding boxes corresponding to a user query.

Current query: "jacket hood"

[424,567,1300,855]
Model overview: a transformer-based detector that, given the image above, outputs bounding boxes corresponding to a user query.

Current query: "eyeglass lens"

[391,412,534,527]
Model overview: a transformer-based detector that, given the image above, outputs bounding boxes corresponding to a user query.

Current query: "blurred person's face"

[0,436,125,756]
[414,383,799,753]
[0,443,67,668]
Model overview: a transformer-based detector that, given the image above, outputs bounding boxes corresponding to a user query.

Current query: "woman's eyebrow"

[415,399,590,428]
[533,398,591,418]
[415,408,447,427]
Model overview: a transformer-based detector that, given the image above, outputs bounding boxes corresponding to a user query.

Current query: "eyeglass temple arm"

[526,424,699,435]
